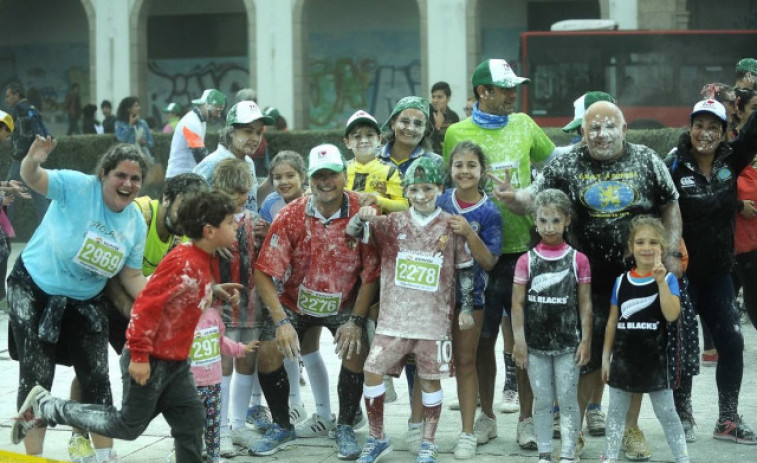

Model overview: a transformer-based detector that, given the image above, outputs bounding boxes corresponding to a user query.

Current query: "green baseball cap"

[472,59,530,89]
[402,157,444,187]
[192,89,227,107]
[562,91,616,133]
[226,101,275,126]
[736,58,757,75]
[162,102,182,113]
[381,96,430,133]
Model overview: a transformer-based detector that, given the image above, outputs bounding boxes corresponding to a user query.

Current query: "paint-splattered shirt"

[255,191,380,316]
[367,208,473,340]
[443,114,555,254]
[126,242,213,363]
[534,143,678,293]
[609,271,679,392]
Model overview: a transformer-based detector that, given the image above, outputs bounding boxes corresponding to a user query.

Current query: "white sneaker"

[498,389,520,413]
[406,421,423,454]
[295,413,336,438]
[516,417,537,450]
[473,413,498,444]
[383,376,397,403]
[289,402,308,424]
[453,432,477,459]
[230,425,257,447]
[220,432,236,457]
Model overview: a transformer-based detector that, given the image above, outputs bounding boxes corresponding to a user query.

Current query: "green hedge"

[0,127,684,240]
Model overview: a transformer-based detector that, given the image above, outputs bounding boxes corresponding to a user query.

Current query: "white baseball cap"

[308,144,345,177]
[226,101,275,126]
[344,110,379,137]
[691,99,727,124]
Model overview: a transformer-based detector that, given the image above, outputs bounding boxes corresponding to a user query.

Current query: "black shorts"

[259,305,368,347]
[581,291,611,375]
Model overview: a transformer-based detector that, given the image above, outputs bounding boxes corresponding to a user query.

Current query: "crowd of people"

[2,55,757,463]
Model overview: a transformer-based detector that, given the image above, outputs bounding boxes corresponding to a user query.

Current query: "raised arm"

[21,135,56,197]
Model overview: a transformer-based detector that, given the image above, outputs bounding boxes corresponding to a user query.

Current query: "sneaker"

[575,431,585,457]
[553,410,561,439]
[383,376,397,403]
[473,413,498,444]
[335,424,361,460]
[680,416,698,443]
[11,385,50,444]
[621,426,651,461]
[231,426,257,447]
[246,404,272,431]
[68,434,97,463]
[406,422,423,454]
[415,440,439,463]
[453,432,477,459]
[713,416,757,444]
[295,413,336,438]
[357,435,393,463]
[220,432,236,457]
[289,402,308,424]
[702,352,719,367]
[586,407,606,436]
[248,423,296,456]
[329,409,367,438]
[516,417,537,450]
[498,389,519,413]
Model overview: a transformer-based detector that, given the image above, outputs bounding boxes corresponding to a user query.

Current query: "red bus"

[519,30,757,129]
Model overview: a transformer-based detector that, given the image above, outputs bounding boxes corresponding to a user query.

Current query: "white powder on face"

[586,115,624,160]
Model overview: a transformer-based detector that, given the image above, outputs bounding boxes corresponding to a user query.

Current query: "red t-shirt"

[735,165,757,255]
[255,191,380,315]
[126,243,213,363]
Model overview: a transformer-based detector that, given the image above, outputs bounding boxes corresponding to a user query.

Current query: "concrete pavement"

[0,243,756,463]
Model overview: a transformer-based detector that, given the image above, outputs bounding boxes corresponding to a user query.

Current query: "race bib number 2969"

[73,231,126,278]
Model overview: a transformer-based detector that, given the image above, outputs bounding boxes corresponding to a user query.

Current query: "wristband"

[349,314,366,328]
[274,317,291,328]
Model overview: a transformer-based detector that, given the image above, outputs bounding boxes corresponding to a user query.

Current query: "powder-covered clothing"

[193,144,259,212]
[255,191,381,316]
[21,170,146,300]
[534,143,679,292]
[211,210,258,328]
[436,189,502,306]
[366,208,473,340]
[259,192,286,223]
[190,306,248,387]
[443,114,555,255]
[132,197,183,276]
[515,244,590,355]
[126,243,213,363]
[609,271,680,393]
[166,107,207,178]
[376,143,443,176]
[735,162,757,255]
[346,157,407,213]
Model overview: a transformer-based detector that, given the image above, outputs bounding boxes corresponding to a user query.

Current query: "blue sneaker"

[246,404,273,432]
[248,423,296,456]
[415,441,439,463]
[357,436,392,463]
[335,424,360,460]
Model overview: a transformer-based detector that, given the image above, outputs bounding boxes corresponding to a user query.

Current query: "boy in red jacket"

[11,189,242,463]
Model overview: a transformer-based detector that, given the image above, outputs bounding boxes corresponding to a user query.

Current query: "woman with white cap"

[665,99,757,445]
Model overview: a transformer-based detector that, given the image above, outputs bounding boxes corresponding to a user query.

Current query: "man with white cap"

[443,58,556,454]
[250,144,380,459]
[194,100,274,212]
[165,89,227,179]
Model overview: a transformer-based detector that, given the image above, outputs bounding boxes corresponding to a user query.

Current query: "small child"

[347,157,475,463]
[511,189,592,463]
[343,110,407,213]
[12,189,241,463]
[259,151,308,223]
[209,158,266,453]
[601,216,689,463]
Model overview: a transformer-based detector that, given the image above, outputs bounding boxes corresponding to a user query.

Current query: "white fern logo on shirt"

[530,268,570,293]
[620,294,658,320]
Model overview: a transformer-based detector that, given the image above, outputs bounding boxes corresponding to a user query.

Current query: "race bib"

[190,326,221,367]
[297,285,341,317]
[490,161,523,189]
[395,251,443,292]
[73,231,126,278]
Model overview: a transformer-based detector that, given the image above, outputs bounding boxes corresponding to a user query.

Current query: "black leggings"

[734,250,757,330]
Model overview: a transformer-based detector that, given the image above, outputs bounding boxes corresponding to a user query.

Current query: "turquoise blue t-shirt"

[21,170,147,300]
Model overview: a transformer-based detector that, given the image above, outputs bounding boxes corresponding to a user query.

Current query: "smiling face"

[345,125,380,159]
[390,108,427,149]
[230,122,264,158]
[310,169,345,210]
[584,102,627,161]
[690,113,725,156]
[535,205,569,246]
[101,160,143,212]
[450,149,482,192]
[629,226,662,271]
[272,162,305,203]
[477,86,517,116]
[405,182,441,214]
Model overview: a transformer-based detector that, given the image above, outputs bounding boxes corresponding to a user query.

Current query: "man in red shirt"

[250,144,380,459]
